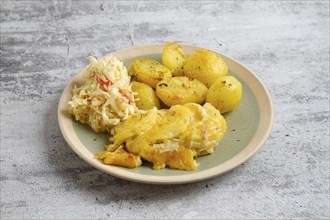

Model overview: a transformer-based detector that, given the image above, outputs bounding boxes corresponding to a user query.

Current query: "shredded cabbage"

[67,54,137,133]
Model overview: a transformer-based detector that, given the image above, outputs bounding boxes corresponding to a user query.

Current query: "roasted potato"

[183,49,228,88]
[131,81,160,110]
[206,76,242,114]
[162,42,186,76]
[156,76,208,106]
[130,59,172,88]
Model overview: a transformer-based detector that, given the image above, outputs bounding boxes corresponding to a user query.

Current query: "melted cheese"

[96,103,227,170]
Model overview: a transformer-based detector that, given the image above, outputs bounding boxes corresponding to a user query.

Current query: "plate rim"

[58,43,274,184]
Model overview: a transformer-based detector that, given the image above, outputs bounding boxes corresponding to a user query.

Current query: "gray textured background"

[1,0,329,219]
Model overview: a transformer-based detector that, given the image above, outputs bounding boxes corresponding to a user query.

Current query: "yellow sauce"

[96,103,227,170]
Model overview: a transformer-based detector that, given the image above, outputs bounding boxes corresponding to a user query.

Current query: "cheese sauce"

[96,103,227,170]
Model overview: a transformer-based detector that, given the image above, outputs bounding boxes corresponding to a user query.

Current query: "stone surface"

[0,1,329,219]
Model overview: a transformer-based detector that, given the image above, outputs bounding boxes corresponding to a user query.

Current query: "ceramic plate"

[58,43,274,184]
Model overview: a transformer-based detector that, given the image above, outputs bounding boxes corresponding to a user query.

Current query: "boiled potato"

[206,76,242,114]
[162,42,186,76]
[131,81,160,110]
[183,49,228,88]
[156,76,208,106]
[130,59,172,88]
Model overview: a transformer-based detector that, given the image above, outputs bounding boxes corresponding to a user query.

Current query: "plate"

[58,43,274,184]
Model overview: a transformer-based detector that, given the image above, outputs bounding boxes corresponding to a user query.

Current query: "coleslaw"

[67,54,137,133]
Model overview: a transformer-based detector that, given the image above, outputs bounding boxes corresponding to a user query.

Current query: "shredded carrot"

[92,72,133,103]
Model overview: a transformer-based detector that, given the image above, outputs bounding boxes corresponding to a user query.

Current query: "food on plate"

[67,55,137,133]
[130,59,172,88]
[162,42,186,76]
[129,44,242,113]
[95,146,142,168]
[68,42,242,171]
[96,103,227,170]
[206,76,242,113]
[183,49,228,88]
[131,81,160,110]
[155,76,207,106]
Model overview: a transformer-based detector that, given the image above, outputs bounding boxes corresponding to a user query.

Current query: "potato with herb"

[183,49,228,88]
[130,59,172,88]
[156,76,208,106]
[131,81,160,110]
[206,76,242,114]
[162,42,186,76]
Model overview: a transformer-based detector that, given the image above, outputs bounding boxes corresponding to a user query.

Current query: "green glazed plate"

[58,43,274,184]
